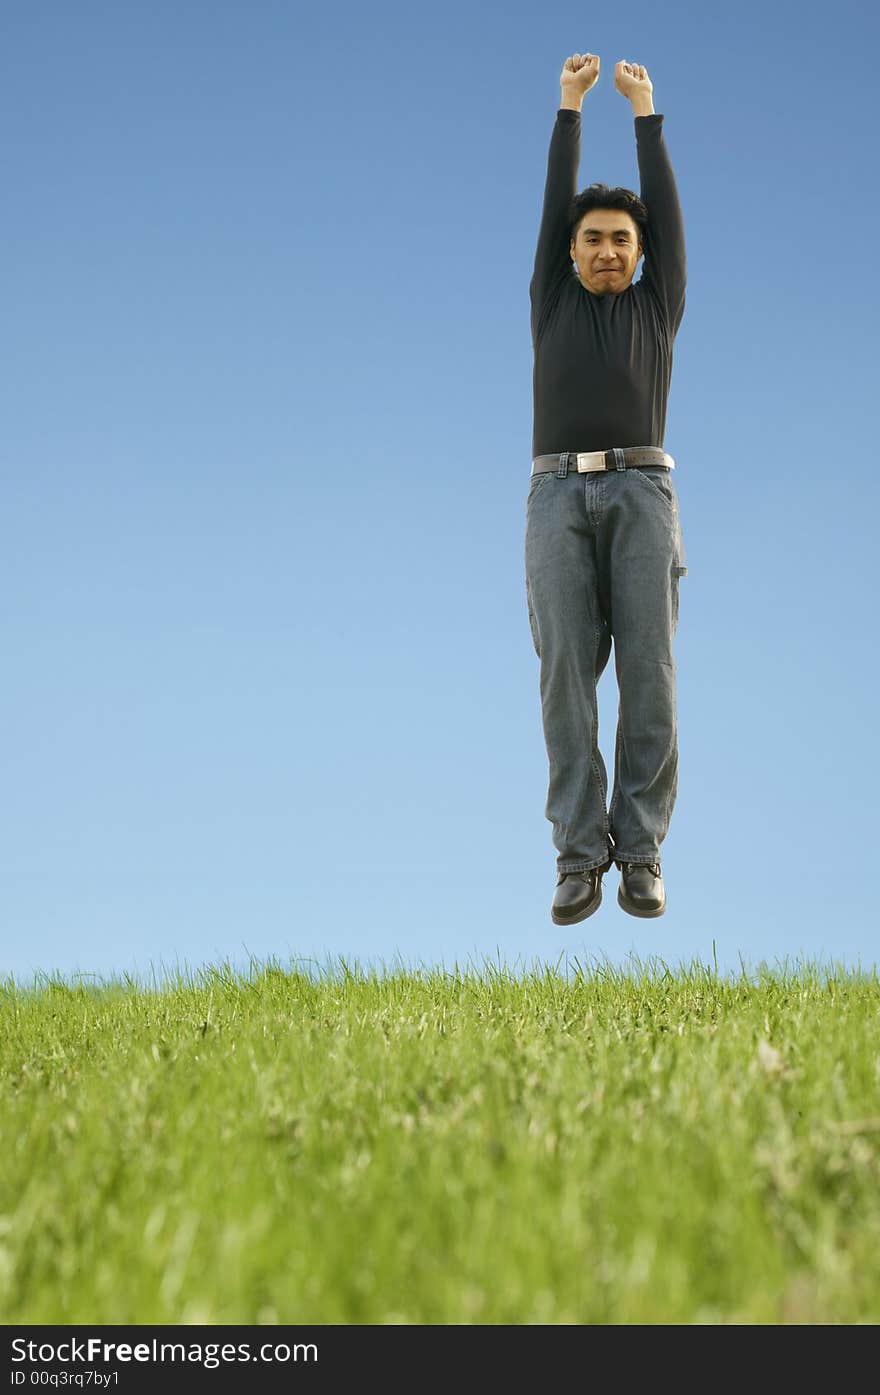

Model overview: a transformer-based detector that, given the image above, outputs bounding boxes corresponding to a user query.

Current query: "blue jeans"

[524,456,687,874]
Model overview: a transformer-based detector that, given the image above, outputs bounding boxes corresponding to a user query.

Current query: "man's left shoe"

[617,861,666,918]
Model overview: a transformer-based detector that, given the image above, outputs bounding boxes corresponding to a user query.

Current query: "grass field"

[2,955,878,1324]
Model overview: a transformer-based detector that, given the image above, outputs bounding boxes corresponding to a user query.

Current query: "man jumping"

[524,53,688,924]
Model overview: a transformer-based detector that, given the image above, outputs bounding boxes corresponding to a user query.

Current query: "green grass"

[2,954,879,1323]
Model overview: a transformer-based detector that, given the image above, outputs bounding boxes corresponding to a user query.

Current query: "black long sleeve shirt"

[529,109,686,459]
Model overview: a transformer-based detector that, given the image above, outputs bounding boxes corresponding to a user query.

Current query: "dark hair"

[568,183,648,249]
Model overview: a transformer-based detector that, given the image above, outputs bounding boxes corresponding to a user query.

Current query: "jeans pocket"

[527,470,552,501]
[632,466,677,511]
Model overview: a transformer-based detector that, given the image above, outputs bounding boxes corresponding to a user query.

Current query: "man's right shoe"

[551,860,610,925]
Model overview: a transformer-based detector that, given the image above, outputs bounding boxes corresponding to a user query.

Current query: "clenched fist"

[560,53,600,96]
[614,59,653,99]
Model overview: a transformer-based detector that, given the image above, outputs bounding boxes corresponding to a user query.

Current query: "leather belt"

[531,446,674,475]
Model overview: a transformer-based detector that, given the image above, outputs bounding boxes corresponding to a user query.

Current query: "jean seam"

[663,720,678,829]
[609,722,622,827]
[590,616,610,848]
[558,856,611,874]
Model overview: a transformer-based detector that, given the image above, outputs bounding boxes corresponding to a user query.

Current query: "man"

[525,53,687,925]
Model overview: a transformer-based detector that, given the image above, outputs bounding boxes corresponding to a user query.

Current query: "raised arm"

[529,54,600,335]
[615,60,687,333]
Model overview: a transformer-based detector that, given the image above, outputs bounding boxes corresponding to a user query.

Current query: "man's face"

[570,209,643,295]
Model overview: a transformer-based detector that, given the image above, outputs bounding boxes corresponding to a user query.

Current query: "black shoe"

[617,861,666,918]
[551,859,610,925]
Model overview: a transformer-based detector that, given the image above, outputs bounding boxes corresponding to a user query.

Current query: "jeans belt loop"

[557,452,569,479]
[612,447,627,472]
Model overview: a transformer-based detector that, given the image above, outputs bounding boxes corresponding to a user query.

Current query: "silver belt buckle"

[576,451,607,473]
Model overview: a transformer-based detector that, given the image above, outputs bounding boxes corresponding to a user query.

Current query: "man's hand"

[614,59,653,101]
[560,53,600,97]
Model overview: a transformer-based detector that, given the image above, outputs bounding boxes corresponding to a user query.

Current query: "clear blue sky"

[3,0,878,984]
